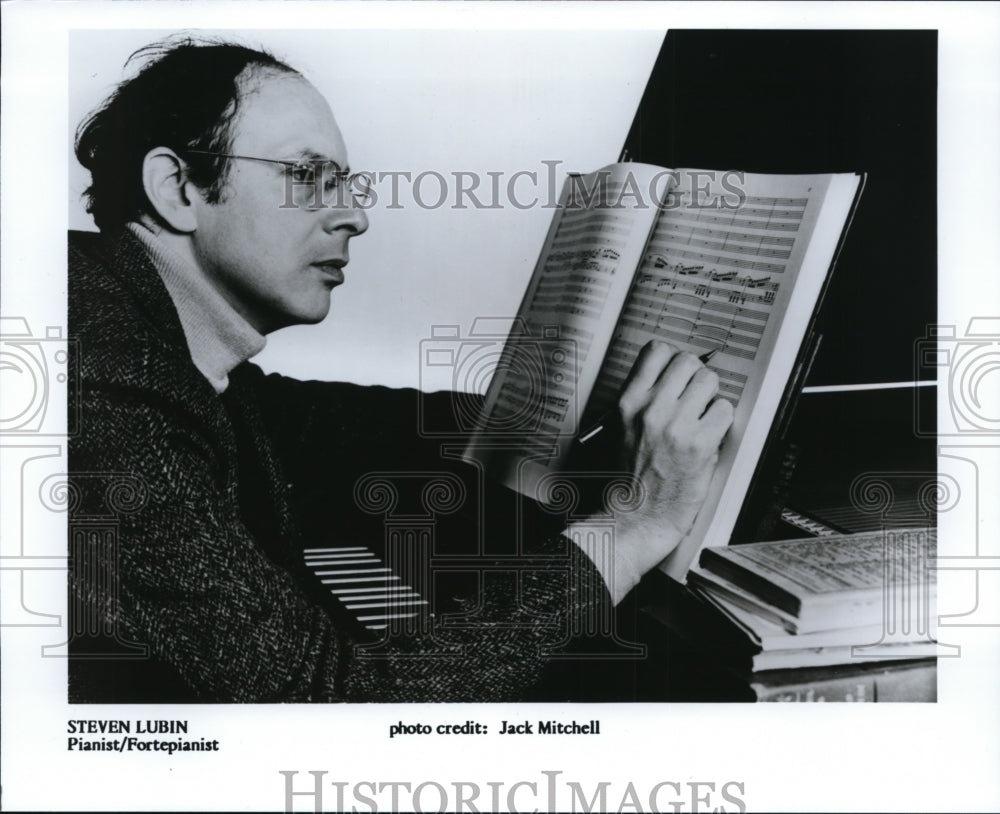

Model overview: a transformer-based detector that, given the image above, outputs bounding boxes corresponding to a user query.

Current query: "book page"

[705,528,937,600]
[579,170,862,580]
[463,163,669,498]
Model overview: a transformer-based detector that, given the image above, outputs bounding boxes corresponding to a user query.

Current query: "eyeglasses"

[183,150,373,208]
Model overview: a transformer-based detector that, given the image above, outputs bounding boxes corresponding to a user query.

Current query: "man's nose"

[323,200,368,236]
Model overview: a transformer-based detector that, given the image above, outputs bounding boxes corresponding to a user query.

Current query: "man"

[69,38,732,702]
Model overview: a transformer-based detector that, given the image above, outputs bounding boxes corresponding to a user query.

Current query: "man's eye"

[291,163,316,183]
[323,171,345,194]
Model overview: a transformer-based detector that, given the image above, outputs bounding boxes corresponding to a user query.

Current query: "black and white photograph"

[2,3,998,812]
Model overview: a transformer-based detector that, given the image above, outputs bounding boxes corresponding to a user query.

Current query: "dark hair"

[74,36,299,233]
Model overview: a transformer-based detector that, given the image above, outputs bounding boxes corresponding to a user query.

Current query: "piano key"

[320,575,400,584]
[303,558,377,566]
[356,612,420,622]
[344,600,429,610]
[322,585,413,599]
[303,546,369,554]
[343,593,422,603]
[304,544,430,631]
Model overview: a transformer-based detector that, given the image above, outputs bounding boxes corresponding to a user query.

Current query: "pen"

[577,347,721,444]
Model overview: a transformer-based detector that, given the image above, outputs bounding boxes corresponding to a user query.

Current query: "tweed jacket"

[67,229,609,702]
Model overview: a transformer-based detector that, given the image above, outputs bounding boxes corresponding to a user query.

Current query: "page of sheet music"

[640,170,861,579]
[585,176,816,425]
[466,164,667,498]
[714,528,937,597]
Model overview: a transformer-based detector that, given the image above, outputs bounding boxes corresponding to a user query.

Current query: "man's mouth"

[313,260,346,285]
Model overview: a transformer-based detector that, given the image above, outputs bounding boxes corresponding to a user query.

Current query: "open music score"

[584,189,807,424]
[485,171,663,454]
[464,164,863,579]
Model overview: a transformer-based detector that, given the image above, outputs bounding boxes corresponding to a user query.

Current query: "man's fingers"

[619,344,733,453]
[643,351,705,421]
[619,341,677,415]
[675,366,721,421]
[623,341,676,392]
[699,397,735,442]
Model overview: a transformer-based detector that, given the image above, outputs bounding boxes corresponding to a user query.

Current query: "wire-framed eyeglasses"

[183,150,373,208]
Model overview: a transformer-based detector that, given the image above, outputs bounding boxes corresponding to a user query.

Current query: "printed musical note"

[581,190,805,425]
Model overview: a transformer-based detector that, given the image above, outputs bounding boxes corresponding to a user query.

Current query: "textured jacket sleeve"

[71,368,611,702]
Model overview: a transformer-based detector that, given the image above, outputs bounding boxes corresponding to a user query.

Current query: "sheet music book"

[463,163,864,579]
[693,527,937,633]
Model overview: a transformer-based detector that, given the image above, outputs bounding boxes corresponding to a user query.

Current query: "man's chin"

[298,300,333,325]
[267,297,332,332]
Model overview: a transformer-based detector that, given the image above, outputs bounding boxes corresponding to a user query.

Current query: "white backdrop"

[68,29,664,388]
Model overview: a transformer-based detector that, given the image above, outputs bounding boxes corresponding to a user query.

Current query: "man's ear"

[141,148,199,233]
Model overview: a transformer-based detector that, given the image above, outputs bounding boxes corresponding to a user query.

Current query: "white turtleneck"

[127,222,266,393]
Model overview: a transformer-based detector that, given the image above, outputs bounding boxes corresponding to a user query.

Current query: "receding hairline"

[225,66,345,160]
[227,65,333,134]
[227,61,308,115]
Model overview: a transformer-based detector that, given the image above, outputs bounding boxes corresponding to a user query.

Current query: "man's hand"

[566,341,734,603]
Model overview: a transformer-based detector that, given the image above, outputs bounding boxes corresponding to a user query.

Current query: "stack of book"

[685,527,938,701]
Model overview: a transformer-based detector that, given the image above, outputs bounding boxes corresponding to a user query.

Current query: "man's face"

[190,70,368,334]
